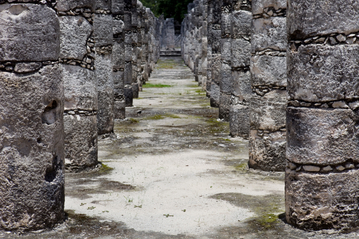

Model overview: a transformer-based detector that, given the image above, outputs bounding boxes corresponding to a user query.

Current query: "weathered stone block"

[220,62,232,94]
[94,14,113,47]
[286,170,359,230]
[251,55,286,87]
[62,65,97,111]
[232,70,251,99]
[287,107,359,166]
[219,93,231,121]
[64,114,97,170]
[210,82,220,108]
[95,0,112,11]
[0,4,60,61]
[0,65,64,230]
[252,0,286,15]
[249,130,286,171]
[229,104,249,138]
[231,39,251,67]
[252,17,286,52]
[56,0,94,12]
[250,90,286,131]
[231,10,252,38]
[287,0,359,39]
[288,44,359,102]
[59,16,92,60]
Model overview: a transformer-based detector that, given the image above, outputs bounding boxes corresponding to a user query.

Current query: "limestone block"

[288,44,359,102]
[0,4,60,61]
[221,12,231,38]
[231,39,251,67]
[287,0,359,39]
[231,10,252,38]
[232,70,251,99]
[229,104,250,138]
[113,19,124,36]
[252,17,286,52]
[211,54,221,84]
[221,39,231,63]
[56,0,94,12]
[249,130,286,171]
[96,53,114,134]
[113,71,124,97]
[210,82,220,108]
[64,114,97,169]
[124,84,133,106]
[220,62,232,94]
[251,55,286,87]
[287,107,359,166]
[211,29,221,54]
[112,0,124,15]
[219,93,231,121]
[252,0,286,15]
[286,170,359,230]
[62,65,97,111]
[94,14,113,47]
[59,16,92,60]
[95,0,112,11]
[0,65,64,230]
[113,41,125,69]
[250,90,286,131]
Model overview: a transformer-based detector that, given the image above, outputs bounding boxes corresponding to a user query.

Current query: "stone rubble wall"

[0,0,65,230]
[248,0,287,171]
[286,0,359,230]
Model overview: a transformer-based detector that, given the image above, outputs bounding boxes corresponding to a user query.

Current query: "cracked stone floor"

[3,57,359,239]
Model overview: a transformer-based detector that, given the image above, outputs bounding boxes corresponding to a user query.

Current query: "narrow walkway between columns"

[5,58,353,239]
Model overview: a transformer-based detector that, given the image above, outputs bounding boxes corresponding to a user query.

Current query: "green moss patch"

[142,83,173,88]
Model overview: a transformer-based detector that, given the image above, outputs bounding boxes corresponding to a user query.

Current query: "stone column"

[124,0,134,106]
[209,0,222,108]
[248,0,286,170]
[229,0,252,138]
[219,0,233,121]
[206,0,214,97]
[131,0,139,99]
[112,0,126,119]
[57,0,98,171]
[286,0,359,230]
[0,1,65,230]
[94,0,114,135]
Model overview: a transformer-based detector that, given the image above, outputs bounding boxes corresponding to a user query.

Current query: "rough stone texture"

[249,130,286,171]
[287,107,359,166]
[56,0,94,12]
[0,4,60,61]
[59,16,92,60]
[286,0,359,230]
[286,170,359,230]
[251,55,286,87]
[288,44,359,102]
[62,65,97,111]
[229,104,250,138]
[64,114,97,170]
[287,0,359,40]
[250,90,286,131]
[251,17,286,52]
[0,2,65,230]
